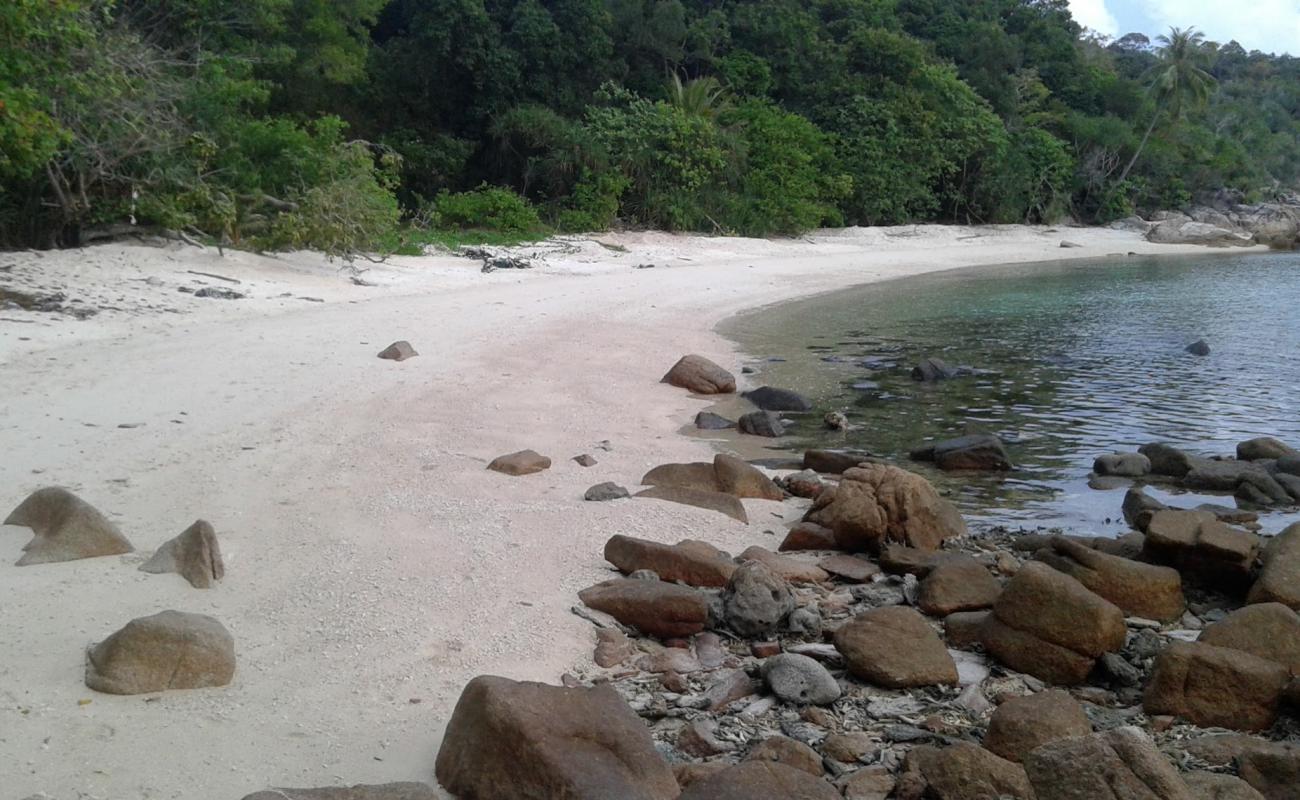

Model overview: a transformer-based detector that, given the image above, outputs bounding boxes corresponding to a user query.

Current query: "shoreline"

[0,224,1264,798]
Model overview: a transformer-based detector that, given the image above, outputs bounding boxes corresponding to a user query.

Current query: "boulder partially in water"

[662,354,736,394]
[911,434,1012,471]
[743,386,813,412]
[803,463,966,553]
[738,410,785,437]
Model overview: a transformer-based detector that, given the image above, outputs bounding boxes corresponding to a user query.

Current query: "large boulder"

[1183,460,1291,505]
[1144,641,1288,731]
[1238,437,1297,461]
[833,606,958,688]
[85,610,235,694]
[979,562,1126,685]
[917,555,1001,616]
[803,463,966,553]
[1237,203,1300,247]
[578,579,709,638]
[1024,727,1194,800]
[911,434,1012,471]
[713,454,784,501]
[1199,603,1300,674]
[435,676,678,800]
[603,535,736,587]
[662,355,735,394]
[738,545,828,584]
[676,761,839,800]
[1123,487,1168,531]
[242,785,436,800]
[1183,772,1266,800]
[1248,522,1300,610]
[722,561,794,637]
[1140,443,1198,477]
[140,519,224,589]
[1034,536,1184,622]
[641,462,720,493]
[1143,510,1261,591]
[4,487,133,565]
[634,485,748,523]
[743,386,813,412]
[901,742,1034,799]
[984,690,1091,763]
[1147,219,1254,247]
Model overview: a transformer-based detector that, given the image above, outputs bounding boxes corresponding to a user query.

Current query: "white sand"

[0,225,1242,797]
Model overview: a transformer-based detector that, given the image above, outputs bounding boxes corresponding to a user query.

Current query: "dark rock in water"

[1277,454,1300,476]
[743,386,813,412]
[86,610,235,694]
[1185,460,1290,504]
[1139,442,1197,477]
[377,340,417,361]
[741,366,757,375]
[487,449,551,476]
[585,482,630,502]
[694,411,736,430]
[1122,487,1167,531]
[1186,339,1211,356]
[802,448,878,474]
[1093,452,1151,477]
[662,355,736,394]
[912,434,1012,471]
[634,485,749,523]
[5,487,133,565]
[242,784,436,799]
[850,380,879,391]
[435,676,679,800]
[1237,436,1297,461]
[738,411,785,437]
[140,519,224,589]
[911,357,958,382]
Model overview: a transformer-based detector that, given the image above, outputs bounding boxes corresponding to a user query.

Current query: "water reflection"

[721,252,1300,535]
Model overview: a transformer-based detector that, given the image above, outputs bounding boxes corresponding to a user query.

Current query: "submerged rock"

[738,410,786,437]
[5,487,133,565]
[743,386,813,412]
[911,433,1013,471]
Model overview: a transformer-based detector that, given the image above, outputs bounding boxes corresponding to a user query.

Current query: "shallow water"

[721,251,1300,535]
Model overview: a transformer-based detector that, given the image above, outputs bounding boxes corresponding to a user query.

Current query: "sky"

[1067,0,1300,55]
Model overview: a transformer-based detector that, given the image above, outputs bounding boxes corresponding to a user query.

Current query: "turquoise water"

[721,252,1300,534]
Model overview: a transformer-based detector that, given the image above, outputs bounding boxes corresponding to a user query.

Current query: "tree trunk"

[1118,110,1160,184]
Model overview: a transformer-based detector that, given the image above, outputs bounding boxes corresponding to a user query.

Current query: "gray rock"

[787,606,823,637]
[585,482,630,501]
[5,486,134,565]
[723,561,794,637]
[1094,453,1151,478]
[695,411,736,430]
[1140,443,1198,477]
[377,341,417,361]
[743,386,813,412]
[761,653,841,706]
[911,357,959,382]
[1186,339,1211,356]
[738,411,786,437]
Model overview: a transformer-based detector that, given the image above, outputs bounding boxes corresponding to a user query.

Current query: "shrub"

[434,185,543,233]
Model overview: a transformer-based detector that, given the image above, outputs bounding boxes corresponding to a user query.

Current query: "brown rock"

[821,732,879,764]
[1024,726,1194,800]
[980,562,1126,685]
[673,762,730,791]
[745,735,823,776]
[641,462,722,493]
[1237,740,1300,800]
[139,519,224,588]
[840,767,895,800]
[1238,437,1297,461]
[984,690,1091,763]
[738,545,828,584]
[917,556,1001,616]
[578,579,709,638]
[1145,509,1260,591]
[242,785,434,800]
[593,628,634,668]
[1199,602,1300,674]
[487,449,551,476]
[714,454,783,500]
[702,668,759,711]
[1144,641,1288,731]
[1183,772,1266,800]
[603,534,736,587]
[803,449,878,474]
[902,742,1034,799]
[4,486,133,565]
[1248,522,1300,610]
[85,610,235,694]
[1034,536,1184,622]
[879,543,962,576]
[817,554,881,583]
[944,610,990,649]
[780,522,837,551]
[376,341,417,361]
[751,641,781,658]
[677,761,840,800]
[635,485,748,523]
[677,719,735,757]
[803,464,966,554]
[834,606,958,688]
[662,354,736,394]
[435,675,678,800]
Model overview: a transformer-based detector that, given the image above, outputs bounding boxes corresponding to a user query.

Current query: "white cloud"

[1138,0,1300,55]
[1069,0,1121,36]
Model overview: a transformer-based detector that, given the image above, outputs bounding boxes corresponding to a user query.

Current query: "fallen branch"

[186,270,241,284]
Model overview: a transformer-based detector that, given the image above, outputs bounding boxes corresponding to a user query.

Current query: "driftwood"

[187,270,241,284]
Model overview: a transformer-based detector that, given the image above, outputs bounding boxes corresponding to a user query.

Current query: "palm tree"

[1117,27,1218,183]
[666,73,732,119]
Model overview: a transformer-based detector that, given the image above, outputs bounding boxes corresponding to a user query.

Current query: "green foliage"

[433,186,544,234]
[975,127,1076,222]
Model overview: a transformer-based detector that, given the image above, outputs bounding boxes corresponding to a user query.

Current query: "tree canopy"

[2,0,1298,252]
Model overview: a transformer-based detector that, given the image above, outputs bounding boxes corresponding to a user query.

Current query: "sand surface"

[0,224,1235,797]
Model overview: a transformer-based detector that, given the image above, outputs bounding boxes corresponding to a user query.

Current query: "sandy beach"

[0,224,1242,798]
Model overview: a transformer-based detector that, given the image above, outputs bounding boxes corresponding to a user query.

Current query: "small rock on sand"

[139,519,224,589]
[585,482,630,501]
[376,340,417,361]
[487,449,551,476]
[662,355,736,394]
[5,486,134,565]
